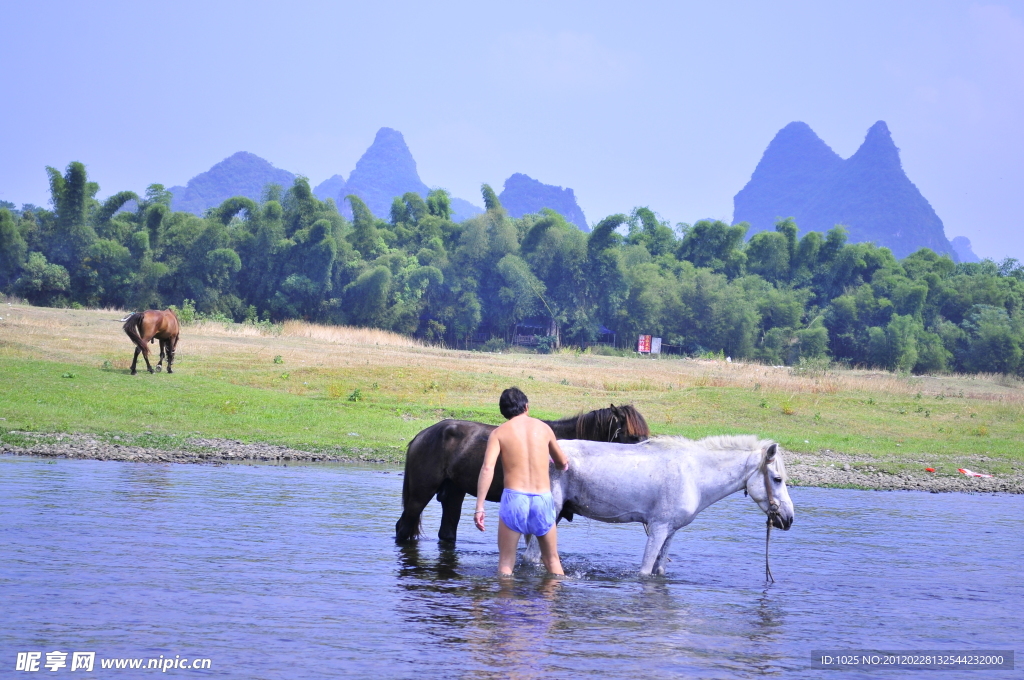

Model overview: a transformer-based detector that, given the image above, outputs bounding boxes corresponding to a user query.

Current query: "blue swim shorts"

[499,489,556,536]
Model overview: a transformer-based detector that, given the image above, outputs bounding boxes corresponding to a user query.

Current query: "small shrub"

[589,344,628,357]
[61,372,76,379]
[170,299,197,325]
[481,337,508,352]
[246,319,283,336]
[273,355,284,364]
[781,403,795,415]
[536,335,557,354]
[790,356,833,377]
[348,388,363,402]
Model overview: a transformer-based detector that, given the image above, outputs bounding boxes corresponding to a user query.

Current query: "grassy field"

[1,303,1022,475]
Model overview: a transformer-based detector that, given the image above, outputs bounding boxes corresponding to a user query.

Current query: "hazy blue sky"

[2,1,1022,260]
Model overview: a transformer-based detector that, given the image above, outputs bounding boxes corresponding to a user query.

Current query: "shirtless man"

[474,387,570,576]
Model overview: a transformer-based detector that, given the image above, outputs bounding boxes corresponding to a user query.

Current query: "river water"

[1,455,1020,678]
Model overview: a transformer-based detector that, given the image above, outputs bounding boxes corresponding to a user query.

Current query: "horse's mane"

[641,434,787,479]
[618,404,650,439]
[574,404,650,442]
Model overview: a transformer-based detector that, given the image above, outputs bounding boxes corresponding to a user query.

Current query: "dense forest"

[2,162,1023,375]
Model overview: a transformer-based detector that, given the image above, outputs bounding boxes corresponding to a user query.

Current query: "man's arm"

[475,430,501,530]
[548,432,569,471]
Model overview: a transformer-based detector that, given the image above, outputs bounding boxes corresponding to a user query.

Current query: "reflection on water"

[1,455,1022,679]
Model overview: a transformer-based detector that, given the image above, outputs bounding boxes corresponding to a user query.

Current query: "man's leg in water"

[536,525,564,576]
[497,518,521,576]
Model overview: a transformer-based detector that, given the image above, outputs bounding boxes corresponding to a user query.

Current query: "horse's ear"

[765,443,778,461]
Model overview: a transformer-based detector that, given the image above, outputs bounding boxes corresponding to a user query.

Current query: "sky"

[2,0,1022,261]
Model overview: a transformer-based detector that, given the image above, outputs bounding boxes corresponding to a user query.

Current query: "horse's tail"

[397,466,420,541]
[122,312,146,351]
[396,422,450,542]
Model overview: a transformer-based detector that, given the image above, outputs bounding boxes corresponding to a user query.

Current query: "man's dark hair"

[499,387,529,419]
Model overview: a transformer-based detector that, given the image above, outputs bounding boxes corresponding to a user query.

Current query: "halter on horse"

[529,435,794,577]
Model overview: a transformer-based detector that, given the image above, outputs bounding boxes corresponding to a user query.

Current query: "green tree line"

[2,162,1023,374]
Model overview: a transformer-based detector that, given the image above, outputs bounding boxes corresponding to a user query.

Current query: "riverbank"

[0,431,387,464]
[3,431,1021,493]
[2,304,1023,490]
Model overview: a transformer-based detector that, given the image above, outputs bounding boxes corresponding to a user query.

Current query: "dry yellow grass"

[192,319,422,347]
[280,320,423,347]
[2,303,1022,408]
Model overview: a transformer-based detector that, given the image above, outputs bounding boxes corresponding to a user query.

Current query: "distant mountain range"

[733,121,958,260]
[951,236,980,263]
[310,128,483,223]
[499,173,588,231]
[167,123,971,260]
[168,152,296,216]
[169,131,485,222]
[168,128,588,230]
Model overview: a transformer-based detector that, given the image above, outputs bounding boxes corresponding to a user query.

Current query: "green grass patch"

[0,357,499,462]
[640,385,1023,468]
[1,352,1022,472]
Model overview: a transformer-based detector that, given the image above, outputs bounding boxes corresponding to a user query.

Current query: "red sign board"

[637,335,652,353]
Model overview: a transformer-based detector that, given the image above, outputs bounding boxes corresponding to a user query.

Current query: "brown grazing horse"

[395,404,650,544]
[122,310,180,375]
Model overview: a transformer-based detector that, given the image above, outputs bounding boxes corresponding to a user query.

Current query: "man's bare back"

[487,414,565,494]
[473,387,569,576]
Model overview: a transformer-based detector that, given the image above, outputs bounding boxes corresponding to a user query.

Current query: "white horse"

[524,435,794,576]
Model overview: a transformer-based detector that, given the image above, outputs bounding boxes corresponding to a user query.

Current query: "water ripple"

[1,456,1021,678]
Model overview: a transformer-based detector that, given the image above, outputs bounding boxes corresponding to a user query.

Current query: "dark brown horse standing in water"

[395,404,649,544]
[122,310,180,375]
